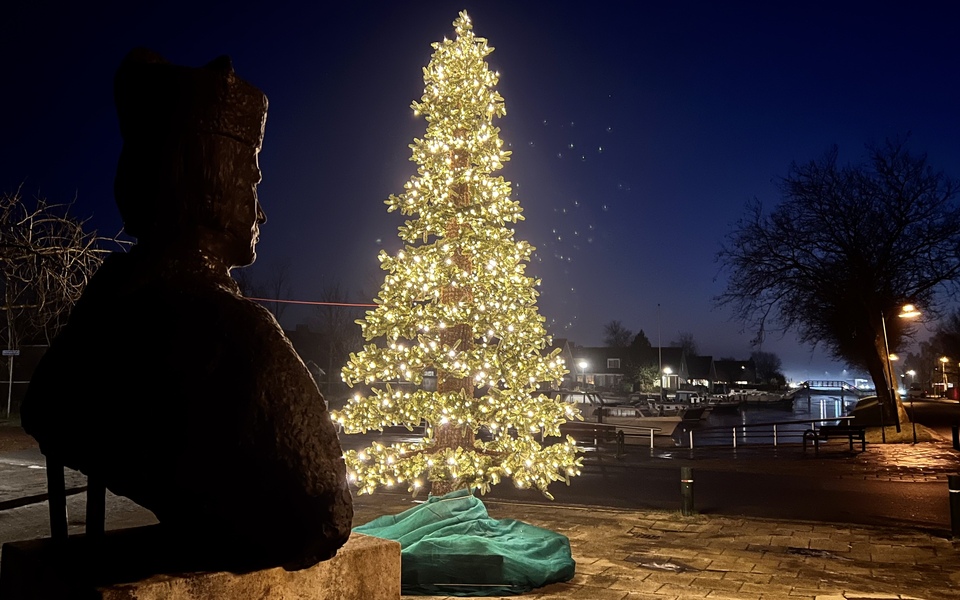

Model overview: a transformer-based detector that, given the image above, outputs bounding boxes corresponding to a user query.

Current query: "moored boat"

[554,390,681,437]
[644,390,711,421]
[729,389,794,408]
[704,394,741,412]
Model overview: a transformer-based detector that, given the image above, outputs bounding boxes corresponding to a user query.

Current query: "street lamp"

[907,369,918,444]
[880,304,922,441]
[577,360,588,389]
[662,367,673,398]
[657,303,663,400]
[939,357,949,392]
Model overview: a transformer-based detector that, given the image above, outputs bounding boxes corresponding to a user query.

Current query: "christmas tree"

[332,11,582,498]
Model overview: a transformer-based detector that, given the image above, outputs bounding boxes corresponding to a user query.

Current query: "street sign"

[2,350,19,357]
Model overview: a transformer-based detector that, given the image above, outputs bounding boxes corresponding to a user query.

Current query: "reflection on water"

[677,391,862,446]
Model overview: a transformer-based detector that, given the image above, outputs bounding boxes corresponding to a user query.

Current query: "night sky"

[5,1,960,382]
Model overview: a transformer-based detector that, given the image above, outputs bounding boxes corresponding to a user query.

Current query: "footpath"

[2,426,960,600]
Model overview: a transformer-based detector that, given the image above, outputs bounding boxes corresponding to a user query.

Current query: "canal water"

[676,390,863,446]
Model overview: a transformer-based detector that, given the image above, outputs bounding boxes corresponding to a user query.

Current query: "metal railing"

[800,380,868,397]
[684,416,855,448]
[560,421,662,449]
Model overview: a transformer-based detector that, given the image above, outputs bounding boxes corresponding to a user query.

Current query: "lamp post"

[880,313,897,441]
[940,357,949,395]
[578,360,588,390]
[880,304,922,442]
[657,303,663,400]
[662,367,673,398]
[907,369,918,444]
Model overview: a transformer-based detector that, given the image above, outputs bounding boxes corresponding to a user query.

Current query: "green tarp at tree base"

[353,488,576,596]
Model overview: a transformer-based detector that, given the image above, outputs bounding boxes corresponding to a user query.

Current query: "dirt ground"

[0,421,38,453]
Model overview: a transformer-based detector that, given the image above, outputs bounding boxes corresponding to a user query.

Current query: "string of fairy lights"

[325,11,582,498]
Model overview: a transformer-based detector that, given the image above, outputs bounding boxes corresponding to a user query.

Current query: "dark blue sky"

[4,1,959,382]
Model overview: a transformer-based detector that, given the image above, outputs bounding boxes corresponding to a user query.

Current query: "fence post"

[732,427,737,448]
[649,428,654,449]
[773,424,778,447]
[680,466,695,516]
[950,475,960,538]
[689,430,694,449]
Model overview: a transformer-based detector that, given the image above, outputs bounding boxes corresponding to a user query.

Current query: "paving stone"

[654,582,710,597]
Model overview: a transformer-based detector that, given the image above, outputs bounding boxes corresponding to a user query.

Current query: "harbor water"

[676,391,864,446]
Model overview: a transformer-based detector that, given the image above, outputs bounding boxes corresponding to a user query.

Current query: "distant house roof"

[572,346,629,373]
[652,347,685,375]
[686,355,714,381]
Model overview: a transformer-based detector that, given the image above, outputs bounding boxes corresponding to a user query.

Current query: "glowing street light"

[662,367,673,397]
[899,304,922,319]
[577,360,588,389]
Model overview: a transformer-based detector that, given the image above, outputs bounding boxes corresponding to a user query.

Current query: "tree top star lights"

[332,11,582,498]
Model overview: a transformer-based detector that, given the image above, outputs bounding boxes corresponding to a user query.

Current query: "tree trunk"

[870,332,907,433]
[431,156,475,497]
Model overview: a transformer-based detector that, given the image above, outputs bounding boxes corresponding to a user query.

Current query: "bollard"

[953,423,959,451]
[951,475,960,538]
[680,466,695,516]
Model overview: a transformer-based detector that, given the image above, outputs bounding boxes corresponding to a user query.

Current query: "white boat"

[728,389,794,408]
[554,390,680,436]
[645,390,711,421]
[703,394,741,412]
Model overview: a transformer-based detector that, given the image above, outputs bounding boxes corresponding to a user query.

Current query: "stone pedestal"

[0,529,399,600]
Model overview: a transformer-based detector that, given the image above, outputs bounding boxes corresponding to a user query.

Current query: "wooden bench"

[803,424,866,455]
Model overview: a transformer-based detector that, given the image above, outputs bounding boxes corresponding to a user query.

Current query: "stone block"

[0,529,399,600]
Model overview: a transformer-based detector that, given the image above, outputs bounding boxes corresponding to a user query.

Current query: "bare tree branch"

[716,138,960,417]
[1,190,127,349]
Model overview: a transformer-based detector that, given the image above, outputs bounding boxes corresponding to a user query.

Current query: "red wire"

[246,297,376,307]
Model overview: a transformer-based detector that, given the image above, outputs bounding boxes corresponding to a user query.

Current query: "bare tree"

[1,191,123,350]
[231,267,264,298]
[602,320,632,348]
[231,258,292,321]
[311,282,363,400]
[717,139,960,426]
[751,350,784,386]
[1,191,124,415]
[670,332,699,357]
[264,258,293,321]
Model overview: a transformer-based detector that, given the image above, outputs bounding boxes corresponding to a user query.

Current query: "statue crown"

[115,48,267,149]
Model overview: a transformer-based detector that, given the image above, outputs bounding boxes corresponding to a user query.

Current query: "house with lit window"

[655,347,688,392]
[686,354,716,390]
[569,341,769,395]
[570,346,629,391]
[570,345,698,393]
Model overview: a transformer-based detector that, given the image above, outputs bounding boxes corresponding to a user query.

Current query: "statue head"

[114,49,268,268]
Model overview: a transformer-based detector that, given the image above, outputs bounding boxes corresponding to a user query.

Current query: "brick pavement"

[2,431,960,599]
[353,494,960,600]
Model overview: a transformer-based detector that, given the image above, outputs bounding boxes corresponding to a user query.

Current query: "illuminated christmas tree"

[332,11,581,498]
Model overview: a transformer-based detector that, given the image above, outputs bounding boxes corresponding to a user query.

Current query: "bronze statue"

[21,49,353,572]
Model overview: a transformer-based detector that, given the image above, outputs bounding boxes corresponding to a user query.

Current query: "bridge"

[798,380,868,397]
